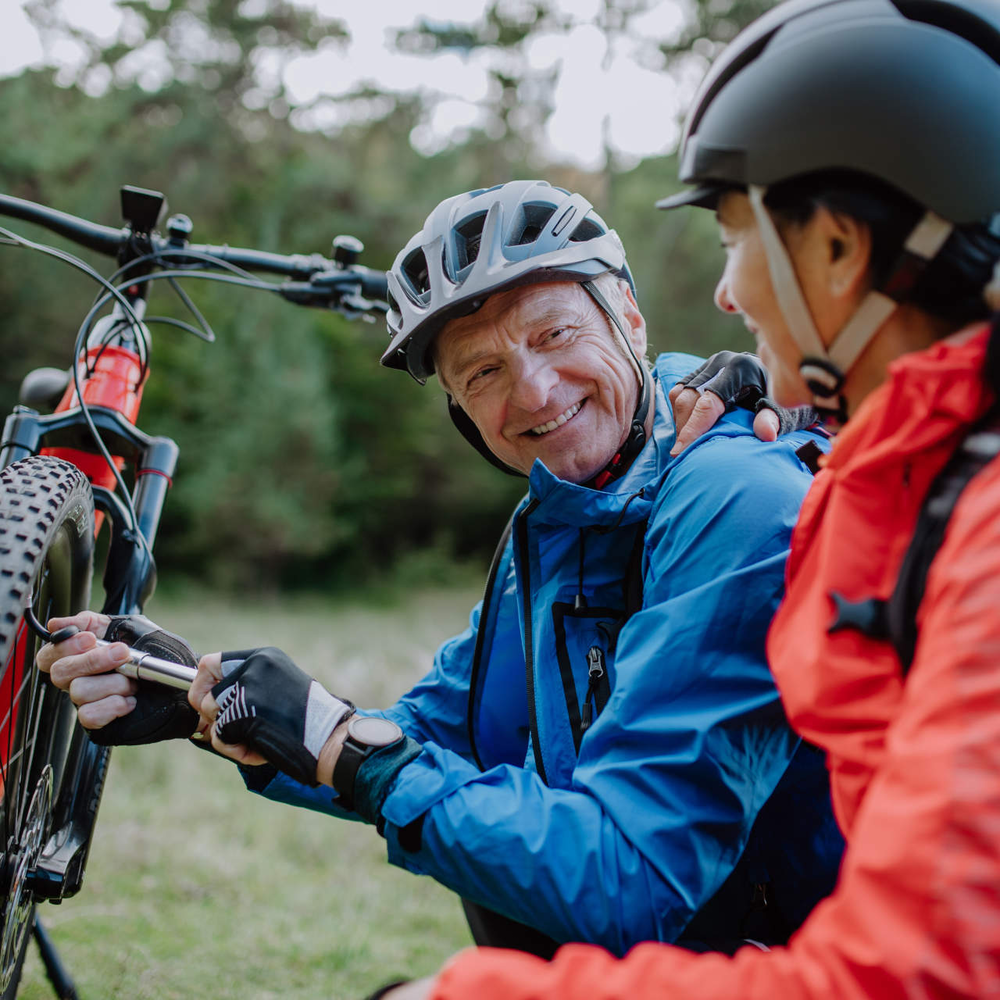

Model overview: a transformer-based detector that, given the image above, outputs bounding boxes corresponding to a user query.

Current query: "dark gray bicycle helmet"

[382,180,635,384]
[657,0,1000,415]
[658,0,1000,221]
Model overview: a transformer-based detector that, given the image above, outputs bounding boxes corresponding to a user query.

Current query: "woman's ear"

[818,206,872,300]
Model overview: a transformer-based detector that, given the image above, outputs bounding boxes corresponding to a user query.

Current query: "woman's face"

[713,191,819,408]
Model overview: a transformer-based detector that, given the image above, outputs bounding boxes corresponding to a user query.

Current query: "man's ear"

[622,282,647,357]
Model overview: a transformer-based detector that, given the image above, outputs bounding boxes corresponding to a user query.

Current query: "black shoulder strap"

[466,514,515,770]
[623,517,648,620]
[887,407,1000,674]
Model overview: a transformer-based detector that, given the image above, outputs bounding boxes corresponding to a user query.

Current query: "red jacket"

[430,324,1000,1000]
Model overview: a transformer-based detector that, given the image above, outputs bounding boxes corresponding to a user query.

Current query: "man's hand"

[36,612,200,742]
[187,652,268,766]
[36,612,134,728]
[187,647,353,785]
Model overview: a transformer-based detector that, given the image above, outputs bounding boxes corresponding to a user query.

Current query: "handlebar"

[0,193,125,256]
[0,189,389,310]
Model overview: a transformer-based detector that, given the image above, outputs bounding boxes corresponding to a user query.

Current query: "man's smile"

[527,401,583,436]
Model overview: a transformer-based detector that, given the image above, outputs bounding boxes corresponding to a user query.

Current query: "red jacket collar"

[826,323,994,473]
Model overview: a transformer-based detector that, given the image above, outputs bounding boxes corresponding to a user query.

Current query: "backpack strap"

[623,516,648,620]
[887,407,1000,674]
[466,514,515,770]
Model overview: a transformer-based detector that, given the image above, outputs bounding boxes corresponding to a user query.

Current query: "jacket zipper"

[580,645,606,734]
[516,499,546,783]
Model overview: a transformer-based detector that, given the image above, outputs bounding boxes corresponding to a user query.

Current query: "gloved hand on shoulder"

[669,351,819,455]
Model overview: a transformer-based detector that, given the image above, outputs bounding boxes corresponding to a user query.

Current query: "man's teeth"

[529,402,582,436]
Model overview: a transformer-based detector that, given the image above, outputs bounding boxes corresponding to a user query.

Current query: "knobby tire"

[0,457,94,999]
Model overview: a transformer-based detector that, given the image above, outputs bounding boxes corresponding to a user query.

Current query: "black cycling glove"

[675,350,819,433]
[212,647,354,787]
[87,615,200,746]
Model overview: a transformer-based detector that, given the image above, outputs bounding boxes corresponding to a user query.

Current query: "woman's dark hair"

[763,170,1000,329]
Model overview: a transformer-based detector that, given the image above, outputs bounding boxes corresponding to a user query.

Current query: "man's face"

[435,281,647,483]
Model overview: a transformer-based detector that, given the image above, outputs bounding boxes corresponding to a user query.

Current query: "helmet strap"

[747,185,953,421]
[446,397,524,477]
[581,280,651,487]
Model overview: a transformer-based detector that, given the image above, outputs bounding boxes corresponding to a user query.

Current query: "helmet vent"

[402,247,431,296]
[569,218,603,242]
[455,212,488,270]
[896,1,1000,65]
[511,203,556,246]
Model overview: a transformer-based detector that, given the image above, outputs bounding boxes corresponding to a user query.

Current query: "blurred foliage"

[1,0,774,593]
[23,0,348,103]
[662,0,778,53]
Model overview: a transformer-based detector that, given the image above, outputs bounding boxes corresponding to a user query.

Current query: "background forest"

[2,0,778,594]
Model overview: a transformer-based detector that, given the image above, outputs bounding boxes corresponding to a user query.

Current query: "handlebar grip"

[358,269,388,301]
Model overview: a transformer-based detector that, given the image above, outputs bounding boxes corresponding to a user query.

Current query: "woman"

[381,0,1000,996]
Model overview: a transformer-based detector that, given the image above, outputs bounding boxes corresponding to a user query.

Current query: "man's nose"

[509,355,557,412]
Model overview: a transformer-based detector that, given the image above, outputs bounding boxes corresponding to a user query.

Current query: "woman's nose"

[714,272,738,314]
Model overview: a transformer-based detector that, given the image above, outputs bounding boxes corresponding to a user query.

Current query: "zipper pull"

[580,646,606,734]
[586,645,605,681]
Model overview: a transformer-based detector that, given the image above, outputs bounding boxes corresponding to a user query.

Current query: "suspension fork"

[1,404,178,902]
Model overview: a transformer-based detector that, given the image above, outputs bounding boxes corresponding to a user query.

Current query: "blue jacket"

[250,353,843,955]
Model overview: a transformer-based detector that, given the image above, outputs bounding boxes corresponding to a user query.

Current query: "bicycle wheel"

[0,457,94,999]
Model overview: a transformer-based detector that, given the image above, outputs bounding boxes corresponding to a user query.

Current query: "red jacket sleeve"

[430,462,1000,1000]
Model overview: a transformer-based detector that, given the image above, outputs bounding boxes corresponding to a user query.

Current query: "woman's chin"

[769,366,815,410]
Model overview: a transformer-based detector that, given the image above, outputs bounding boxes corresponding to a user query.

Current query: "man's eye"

[468,366,497,386]
[546,328,566,342]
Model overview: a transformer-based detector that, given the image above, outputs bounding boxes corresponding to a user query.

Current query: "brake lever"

[22,602,196,691]
[278,270,388,317]
[338,293,389,321]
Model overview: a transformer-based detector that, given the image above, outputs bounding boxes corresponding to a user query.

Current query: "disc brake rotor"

[0,765,53,990]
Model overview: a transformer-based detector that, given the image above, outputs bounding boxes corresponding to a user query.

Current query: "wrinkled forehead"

[434,281,594,378]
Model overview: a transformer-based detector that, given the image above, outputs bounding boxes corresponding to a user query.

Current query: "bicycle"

[0,184,388,998]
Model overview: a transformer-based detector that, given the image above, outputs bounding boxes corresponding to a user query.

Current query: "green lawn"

[18,585,481,1000]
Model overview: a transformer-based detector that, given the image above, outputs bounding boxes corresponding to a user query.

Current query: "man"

[40,180,840,957]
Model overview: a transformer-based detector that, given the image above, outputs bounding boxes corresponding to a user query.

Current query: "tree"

[22,0,347,108]
[1,0,781,591]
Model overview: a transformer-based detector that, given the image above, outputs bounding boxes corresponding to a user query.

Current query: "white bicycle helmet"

[382,181,650,483]
[382,180,635,383]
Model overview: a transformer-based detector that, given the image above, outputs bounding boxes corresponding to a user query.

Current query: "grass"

[17,584,482,1000]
